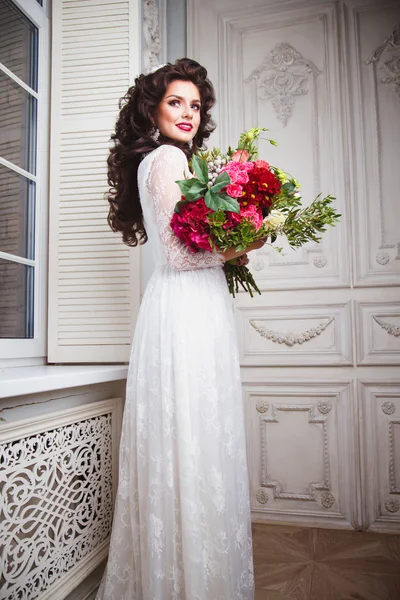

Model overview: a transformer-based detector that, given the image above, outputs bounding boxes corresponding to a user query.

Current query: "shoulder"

[149,144,187,165]
[143,144,189,179]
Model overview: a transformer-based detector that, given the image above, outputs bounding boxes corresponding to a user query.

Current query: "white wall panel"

[236,302,353,366]
[360,382,400,531]
[244,380,357,528]
[346,2,400,286]
[356,302,400,365]
[189,0,400,532]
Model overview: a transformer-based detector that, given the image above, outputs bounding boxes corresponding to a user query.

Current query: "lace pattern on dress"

[145,145,225,271]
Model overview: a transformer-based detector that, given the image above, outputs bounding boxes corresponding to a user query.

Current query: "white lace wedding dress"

[96,144,254,600]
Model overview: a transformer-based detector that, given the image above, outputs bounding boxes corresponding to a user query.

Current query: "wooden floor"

[252,523,400,600]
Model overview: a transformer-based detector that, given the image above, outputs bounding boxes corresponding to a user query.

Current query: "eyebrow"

[165,94,201,103]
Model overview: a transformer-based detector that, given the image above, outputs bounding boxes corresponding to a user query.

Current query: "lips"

[176,123,193,131]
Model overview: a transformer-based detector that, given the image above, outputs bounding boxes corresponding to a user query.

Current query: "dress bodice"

[137,145,224,271]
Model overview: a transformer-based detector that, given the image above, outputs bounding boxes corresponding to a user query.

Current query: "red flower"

[241,160,281,209]
[170,198,213,252]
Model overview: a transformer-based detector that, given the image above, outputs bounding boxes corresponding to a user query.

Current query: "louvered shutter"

[48,0,141,362]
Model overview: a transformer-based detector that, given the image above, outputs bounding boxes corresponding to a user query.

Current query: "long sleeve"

[146,145,225,271]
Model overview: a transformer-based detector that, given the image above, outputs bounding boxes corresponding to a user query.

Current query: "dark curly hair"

[106,58,216,246]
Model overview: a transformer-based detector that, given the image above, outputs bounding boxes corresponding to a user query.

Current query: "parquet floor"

[252,523,400,600]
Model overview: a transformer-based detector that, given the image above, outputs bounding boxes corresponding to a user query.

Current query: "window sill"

[0,365,129,399]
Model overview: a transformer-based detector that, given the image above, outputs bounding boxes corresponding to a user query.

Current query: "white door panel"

[189,0,400,531]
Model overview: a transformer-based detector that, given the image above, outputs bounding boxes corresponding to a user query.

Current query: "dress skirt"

[96,264,254,600]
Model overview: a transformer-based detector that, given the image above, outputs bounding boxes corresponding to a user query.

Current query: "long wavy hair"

[106,58,216,246]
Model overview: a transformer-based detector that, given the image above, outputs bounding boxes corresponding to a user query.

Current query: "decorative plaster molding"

[250,317,334,347]
[366,24,400,100]
[376,251,390,265]
[321,491,335,509]
[256,489,269,504]
[374,316,400,338]
[260,405,331,501]
[385,499,400,513]
[245,42,320,126]
[314,254,328,268]
[382,400,396,415]
[143,0,162,73]
[389,419,400,493]
[251,258,264,272]
[318,400,332,414]
[256,400,269,414]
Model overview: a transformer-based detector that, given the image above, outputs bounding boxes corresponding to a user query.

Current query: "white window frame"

[0,0,50,365]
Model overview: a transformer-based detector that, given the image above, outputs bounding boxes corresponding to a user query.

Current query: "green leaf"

[204,189,222,211]
[282,182,296,193]
[217,193,240,213]
[191,154,209,184]
[175,178,207,201]
[211,171,231,193]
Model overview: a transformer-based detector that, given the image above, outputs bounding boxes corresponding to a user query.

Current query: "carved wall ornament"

[314,254,327,268]
[143,0,163,73]
[250,317,333,346]
[382,400,396,415]
[376,251,390,265]
[0,415,113,598]
[385,499,400,513]
[389,419,400,493]
[321,491,335,509]
[318,400,333,414]
[374,316,400,338]
[245,43,320,126]
[251,258,265,271]
[256,400,269,413]
[260,405,331,501]
[366,24,400,100]
[256,489,269,504]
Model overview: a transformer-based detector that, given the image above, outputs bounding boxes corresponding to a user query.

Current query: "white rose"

[263,209,286,229]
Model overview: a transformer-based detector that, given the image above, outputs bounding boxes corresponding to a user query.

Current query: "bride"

[96,58,264,600]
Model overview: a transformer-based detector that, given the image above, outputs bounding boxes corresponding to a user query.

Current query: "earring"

[188,139,193,150]
[151,127,160,142]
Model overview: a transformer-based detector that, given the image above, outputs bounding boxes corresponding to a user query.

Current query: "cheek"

[157,104,173,126]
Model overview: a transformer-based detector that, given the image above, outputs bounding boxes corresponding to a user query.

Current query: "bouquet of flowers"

[171,128,340,297]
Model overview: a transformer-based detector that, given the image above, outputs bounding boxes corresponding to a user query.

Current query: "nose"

[182,103,194,119]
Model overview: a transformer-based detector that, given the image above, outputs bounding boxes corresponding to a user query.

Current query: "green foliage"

[175,156,240,214]
[237,127,277,160]
[223,263,261,298]
[207,210,264,252]
[279,195,341,247]
[191,154,208,183]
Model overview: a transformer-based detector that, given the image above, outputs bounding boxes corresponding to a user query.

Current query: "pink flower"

[226,184,243,198]
[240,204,263,230]
[221,161,252,185]
[254,159,269,170]
[231,149,249,163]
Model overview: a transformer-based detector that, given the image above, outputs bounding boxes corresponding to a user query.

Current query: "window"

[0,0,49,363]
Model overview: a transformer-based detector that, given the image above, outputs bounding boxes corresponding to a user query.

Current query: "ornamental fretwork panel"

[0,402,120,600]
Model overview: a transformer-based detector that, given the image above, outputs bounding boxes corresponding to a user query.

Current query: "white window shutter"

[48,0,141,363]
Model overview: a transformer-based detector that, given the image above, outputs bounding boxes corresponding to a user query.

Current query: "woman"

[96,58,263,600]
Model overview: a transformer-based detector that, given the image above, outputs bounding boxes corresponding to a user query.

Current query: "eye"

[192,104,201,111]
[169,100,180,106]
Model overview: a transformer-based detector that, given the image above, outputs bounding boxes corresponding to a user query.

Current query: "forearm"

[222,239,265,261]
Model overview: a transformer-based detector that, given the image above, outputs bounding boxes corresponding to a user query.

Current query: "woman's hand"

[236,254,249,267]
[222,237,267,262]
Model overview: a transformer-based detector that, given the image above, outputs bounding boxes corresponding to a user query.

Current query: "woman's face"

[155,80,201,144]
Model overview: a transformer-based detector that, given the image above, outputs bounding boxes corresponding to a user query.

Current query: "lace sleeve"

[146,145,225,271]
